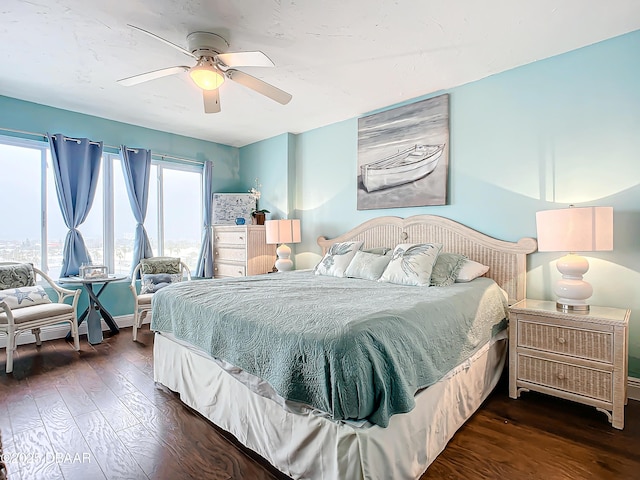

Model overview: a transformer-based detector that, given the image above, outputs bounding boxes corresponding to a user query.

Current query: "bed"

[151,215,537,479]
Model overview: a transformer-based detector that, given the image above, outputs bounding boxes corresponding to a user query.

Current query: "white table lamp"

[536,206,613,312]
[265,219,301,272]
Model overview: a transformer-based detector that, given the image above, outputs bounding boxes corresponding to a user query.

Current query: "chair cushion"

[0,263,36,289]
[0,303,73,325]
[137,293,154,306]
[140,257,181,275]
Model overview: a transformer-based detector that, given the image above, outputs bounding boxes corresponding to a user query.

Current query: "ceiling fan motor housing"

[187,32,230,58]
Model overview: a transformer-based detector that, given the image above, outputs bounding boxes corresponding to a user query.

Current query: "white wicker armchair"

[130,258,191,342]
[0,262,80,374]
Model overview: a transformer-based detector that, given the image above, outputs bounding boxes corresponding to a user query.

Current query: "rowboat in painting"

[361,144,444,193]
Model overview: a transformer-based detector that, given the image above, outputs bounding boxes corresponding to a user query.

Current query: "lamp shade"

[536,206,613,253]
[265,219,301,245]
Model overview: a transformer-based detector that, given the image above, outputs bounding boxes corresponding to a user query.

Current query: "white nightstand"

[508,299,630,429]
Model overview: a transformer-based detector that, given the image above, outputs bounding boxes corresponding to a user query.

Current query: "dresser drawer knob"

[557,373,566,380]
[239,236,244,240]
[214,267,218,271]
[216,236,220,241]
[215,251,219,255]
[557,337,566,344]
[238,270,243,274]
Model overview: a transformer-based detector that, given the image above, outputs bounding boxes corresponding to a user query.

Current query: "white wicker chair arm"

[130,264,143,298]
[34,267,80,305]
[0,300,15,325]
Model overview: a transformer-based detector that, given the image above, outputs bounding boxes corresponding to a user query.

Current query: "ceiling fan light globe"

[189,67,225,90]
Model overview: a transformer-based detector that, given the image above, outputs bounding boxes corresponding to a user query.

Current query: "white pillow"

[315,241,364,277]
[344,251,392,281]
[379,243,442,286]
[455,259,490,282]
[0,285,52,310]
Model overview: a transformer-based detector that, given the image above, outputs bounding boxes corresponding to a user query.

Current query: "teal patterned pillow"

[379,243,442,287]
[0,263,36,290]
[344,251,392,281]
[430,253,468,287]
[140,257,181,275]
[314,241,364,278]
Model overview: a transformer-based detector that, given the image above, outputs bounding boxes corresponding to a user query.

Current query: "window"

[0,138,46,267]
[0,135,203,277]
[161,166,202,270]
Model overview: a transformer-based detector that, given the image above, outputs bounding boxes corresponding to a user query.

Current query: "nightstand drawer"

[214,230,247,245]
[215,246,247,262]
[517,354,612,402]
[517,316,613,363]
[214,263,246,278]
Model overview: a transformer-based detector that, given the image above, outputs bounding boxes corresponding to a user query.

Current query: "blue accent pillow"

[141,273,182,294]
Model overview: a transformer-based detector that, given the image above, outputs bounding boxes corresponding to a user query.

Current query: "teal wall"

[2,30,639,375]
[239,132,298,220]
[0,95,242,318]
[245,30,640,376]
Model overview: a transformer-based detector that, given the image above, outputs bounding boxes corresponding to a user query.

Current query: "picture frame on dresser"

[212,193,256,226]
[508,299,630,429]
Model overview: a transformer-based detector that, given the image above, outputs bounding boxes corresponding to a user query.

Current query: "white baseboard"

[629,377,640,401]
[0,314,137,349]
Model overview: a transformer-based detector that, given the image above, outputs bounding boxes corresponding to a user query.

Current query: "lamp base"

[554,253,593,313]
[274,244,293,272]
[556,301,590,313]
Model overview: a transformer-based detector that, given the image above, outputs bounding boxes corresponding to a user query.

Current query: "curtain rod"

[0,126,205,166]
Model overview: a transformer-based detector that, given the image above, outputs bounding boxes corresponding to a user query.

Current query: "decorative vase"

[254,212,266,225]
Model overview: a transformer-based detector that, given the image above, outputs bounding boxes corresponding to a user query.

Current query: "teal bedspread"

[151,271,508,427]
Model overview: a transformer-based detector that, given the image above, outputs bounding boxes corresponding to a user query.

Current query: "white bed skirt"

[153,332,507,480]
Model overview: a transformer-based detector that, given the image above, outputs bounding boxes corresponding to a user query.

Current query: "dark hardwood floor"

[1,327,639,479]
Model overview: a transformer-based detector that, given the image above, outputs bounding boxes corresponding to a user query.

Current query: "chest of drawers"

[212,225,276,278]
[508,299,630,429]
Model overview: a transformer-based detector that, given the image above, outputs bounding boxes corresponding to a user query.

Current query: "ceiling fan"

[117,25,292,113]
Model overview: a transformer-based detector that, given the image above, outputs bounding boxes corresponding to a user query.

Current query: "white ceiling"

[2,1,639,147]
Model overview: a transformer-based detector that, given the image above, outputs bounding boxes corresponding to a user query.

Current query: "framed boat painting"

[357,94,449,210]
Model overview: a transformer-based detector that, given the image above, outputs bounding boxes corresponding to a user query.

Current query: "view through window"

[0,136,203,277]
[0,139,45,269]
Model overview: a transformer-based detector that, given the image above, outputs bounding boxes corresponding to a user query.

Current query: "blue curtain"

[195,160,214,278]
[47,133,103,277]
[119,146,154,277]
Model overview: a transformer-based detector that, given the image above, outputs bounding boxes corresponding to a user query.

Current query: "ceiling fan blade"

[226,69,292,105]
[203,89,221,113]
[216,51,275,68]
[127,24,197,59]
[117,66,190,86]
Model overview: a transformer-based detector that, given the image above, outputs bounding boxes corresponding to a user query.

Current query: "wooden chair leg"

[32,328,42,346]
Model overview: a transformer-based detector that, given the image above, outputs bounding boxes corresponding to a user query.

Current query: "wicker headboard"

[317,215,537,305]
